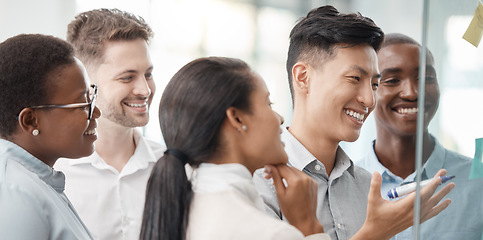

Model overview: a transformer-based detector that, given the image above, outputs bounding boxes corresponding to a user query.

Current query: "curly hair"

[0,34,75,138]
[67,8,153,69]
[286,5,385,100]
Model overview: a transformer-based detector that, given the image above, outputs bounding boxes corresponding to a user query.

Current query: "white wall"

[0,0,75,41]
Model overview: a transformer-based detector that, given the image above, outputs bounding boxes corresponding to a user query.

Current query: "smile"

[344,109,365,122]
[124,102,147,108]
[396,107,418,114]
[84,128,96,135]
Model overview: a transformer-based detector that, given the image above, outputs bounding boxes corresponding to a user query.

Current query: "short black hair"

[381,33,434,63]
[286,5,384,100]
[0,34,75,137]
[383,33,420,47]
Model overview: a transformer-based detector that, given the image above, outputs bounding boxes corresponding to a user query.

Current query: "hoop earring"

[32,129,39,136]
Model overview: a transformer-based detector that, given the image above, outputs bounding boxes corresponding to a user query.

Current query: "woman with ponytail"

[140,57,330,240]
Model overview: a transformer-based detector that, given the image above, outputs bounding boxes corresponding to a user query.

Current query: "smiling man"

[54,9,165,240]
[356,33,483,239]
[253,5,383,240]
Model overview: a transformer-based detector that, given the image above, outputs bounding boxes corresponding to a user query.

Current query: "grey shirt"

[0,139,93,240]
[253,128,371,240]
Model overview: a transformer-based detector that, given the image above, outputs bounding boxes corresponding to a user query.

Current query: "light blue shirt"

[356,137,483,240]
[254,128,371,240]
[0,139,93,240]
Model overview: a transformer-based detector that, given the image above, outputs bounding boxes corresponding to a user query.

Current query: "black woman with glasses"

[0,34,100,239]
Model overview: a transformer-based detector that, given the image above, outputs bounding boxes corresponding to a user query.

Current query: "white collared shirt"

[188,163,331,240]
[54,129,165,240]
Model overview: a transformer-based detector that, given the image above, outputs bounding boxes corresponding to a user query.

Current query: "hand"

[352,169,454,240]
[264,164,324,236]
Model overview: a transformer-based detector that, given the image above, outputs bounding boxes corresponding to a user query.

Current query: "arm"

[264,164,325,237]
[351,169,454,240]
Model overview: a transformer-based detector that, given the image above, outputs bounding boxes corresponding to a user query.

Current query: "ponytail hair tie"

[164,148,189,165]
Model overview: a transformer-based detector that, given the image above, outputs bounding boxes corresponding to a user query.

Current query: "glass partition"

[413,0,483,239]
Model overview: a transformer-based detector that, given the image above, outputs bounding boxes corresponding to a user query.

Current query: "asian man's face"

[302,44,380,143]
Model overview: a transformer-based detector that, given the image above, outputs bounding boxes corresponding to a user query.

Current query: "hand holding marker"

[387,176,455,199]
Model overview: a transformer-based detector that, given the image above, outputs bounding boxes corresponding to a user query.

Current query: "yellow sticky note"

[463,0,483,47]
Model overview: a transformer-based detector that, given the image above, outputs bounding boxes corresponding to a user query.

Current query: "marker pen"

[387,175,455,199]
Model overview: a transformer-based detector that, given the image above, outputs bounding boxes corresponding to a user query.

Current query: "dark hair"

[67,8,153,68]
[140,57,255,240]
[381,33,434,64]
[286,5,384,101]
[0,34,75,138]
[382,33,420,47]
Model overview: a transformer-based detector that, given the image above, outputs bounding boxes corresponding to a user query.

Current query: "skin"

[86,39,155,172]
[15,60,101,167]
[374,43,440,178]
[216,73,287,174]
[289,44,380,176]
[279,43,453,239]
[214,73,325,236]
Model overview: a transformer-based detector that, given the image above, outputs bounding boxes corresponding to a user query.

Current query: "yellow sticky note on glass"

[463,0,483,47]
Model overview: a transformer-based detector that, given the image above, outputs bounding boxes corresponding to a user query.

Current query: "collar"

[422,136,446,178]
[67,129,159,169]
[281,127,355,178]
[368,136,444,183]
[192,163,265,210]
[0,139,65,192]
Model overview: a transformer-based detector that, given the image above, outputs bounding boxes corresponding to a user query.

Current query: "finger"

[420,169,448,201]
[265,165,286,196]
[273,165,302,186]
[425,182,454,208]
[368,171,383,200]
[421,199,452,222]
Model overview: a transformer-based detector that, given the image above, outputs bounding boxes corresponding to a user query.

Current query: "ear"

[225,107,247,133]
[17,108,39,135]
[292,62,310,95]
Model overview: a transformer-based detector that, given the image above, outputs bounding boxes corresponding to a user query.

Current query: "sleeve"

[252,169,283,219]
[305,233,332,240]
[0,183,49,240]
[269,221,332,240]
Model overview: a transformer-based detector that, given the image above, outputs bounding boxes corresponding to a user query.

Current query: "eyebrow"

[349,65,381,79]
[114,65,154,77]
[381,67,402,76]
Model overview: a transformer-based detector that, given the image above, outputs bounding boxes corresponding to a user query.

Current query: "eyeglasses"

[27,84,98,120]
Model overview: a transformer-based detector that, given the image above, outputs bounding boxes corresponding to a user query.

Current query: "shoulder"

[140,136,166,160]
[1,158,44,192]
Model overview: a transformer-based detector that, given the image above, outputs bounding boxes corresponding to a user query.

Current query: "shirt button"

[314,164,321,171]
[336,223,343,229]
[385,175,391,181]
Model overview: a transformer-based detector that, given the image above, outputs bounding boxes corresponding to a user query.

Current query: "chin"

[342,132,361,143]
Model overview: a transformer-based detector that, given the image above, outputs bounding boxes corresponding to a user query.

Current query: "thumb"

[265,165,286,197]
[368,171,383,200]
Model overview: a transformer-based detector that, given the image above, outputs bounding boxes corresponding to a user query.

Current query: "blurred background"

[1,0,481,161]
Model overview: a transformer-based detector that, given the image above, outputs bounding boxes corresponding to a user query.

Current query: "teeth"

[125,102,146,108]
[397,107,418,114]
[344,109,365,122]
[84,129,96,135]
